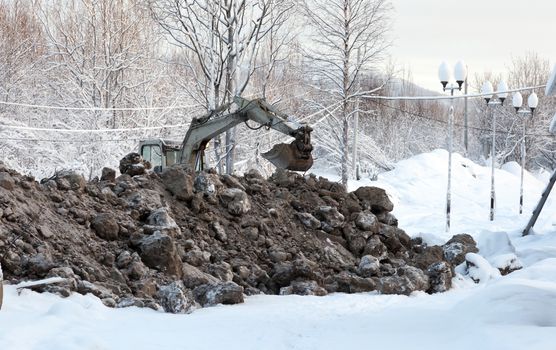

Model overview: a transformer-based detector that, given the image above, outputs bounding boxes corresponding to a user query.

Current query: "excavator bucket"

[262,143,313,171]
[262,126,314,172]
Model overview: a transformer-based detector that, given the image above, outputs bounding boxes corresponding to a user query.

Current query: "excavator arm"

[178,96,313,171]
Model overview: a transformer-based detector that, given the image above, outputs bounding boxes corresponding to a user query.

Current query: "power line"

[0,137,144,143]
[360,84,546,101]
[0,123,191,133]
[0,100,200,111]
[371,99,555,137]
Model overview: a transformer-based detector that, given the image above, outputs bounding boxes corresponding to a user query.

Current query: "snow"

[3,149,556,349]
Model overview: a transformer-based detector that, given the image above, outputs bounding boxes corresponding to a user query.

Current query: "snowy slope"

[2,149,556,350]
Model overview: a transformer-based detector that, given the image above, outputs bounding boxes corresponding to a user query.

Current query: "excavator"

[138,96,314,173]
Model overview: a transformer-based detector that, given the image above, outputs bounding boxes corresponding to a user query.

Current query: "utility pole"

[464,71,469,155]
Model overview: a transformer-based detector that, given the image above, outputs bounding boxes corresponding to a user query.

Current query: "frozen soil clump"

[0,161,479,313]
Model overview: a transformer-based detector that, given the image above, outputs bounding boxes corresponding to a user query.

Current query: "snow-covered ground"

[2,149,556,350]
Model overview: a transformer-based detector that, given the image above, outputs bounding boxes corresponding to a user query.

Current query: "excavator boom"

[172,96,313,171]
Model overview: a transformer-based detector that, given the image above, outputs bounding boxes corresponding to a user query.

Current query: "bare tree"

[302,0,391,185]
[0,0,44,112]
[35,0,157,129]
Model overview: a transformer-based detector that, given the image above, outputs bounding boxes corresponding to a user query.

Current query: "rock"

[25,253,55,276]
[138,231,182,277]
[122,189,163,213]
[379,266,429,295]
[161,167,194,201]
[325,271,376,293]
[270,262,295,288]
[37,225,55,239]
[119,153,150,176]
[354,186,394,213]
[55,171,86,191]
[117,297,145,308]
[220,188,251,215]
[91,213,120,240]
[378,225,404,253]
[315,206,344,229]
[280,280,327,296]
[184,249,211,267]
[194,172,223,196]
[376,212,398,226]
[208,262,233,282]
[101,167,116,182]
[363,236,388,259]
[144,208,181,237]
[77,280,116,299]
[354,211,380,232]
[296,212,321,230]
[127,261,149,280]
[412,245,444,270]
[47,266,78,281]
[321,242,357,268]
[182,263,219,288]
[116,251,133,268]
[426,261,453,293]
[344,228,368,256]
[102,298,117,308]
[221,174,246,191]
[268,248,289,263]
[0,172,15,190]
[193,281,244,306]
[157,281,198,314]
[132,278,157,298]
[357,255,380,277]
[242,226,259,241]
[443,234,478,266]
[211,222,227,242]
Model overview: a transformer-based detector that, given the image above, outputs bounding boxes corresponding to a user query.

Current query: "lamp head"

[454,60,467,89]
[528,92,538,113]
[512,92,523,113]
[497,80,508,105]
[438,62,451,90]
[481,81,494,104]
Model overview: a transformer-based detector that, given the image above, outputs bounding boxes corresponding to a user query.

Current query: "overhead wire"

[370,99,555,137]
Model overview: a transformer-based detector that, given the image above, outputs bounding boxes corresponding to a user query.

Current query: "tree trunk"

[224,2,236,174]
[341,101,349,186]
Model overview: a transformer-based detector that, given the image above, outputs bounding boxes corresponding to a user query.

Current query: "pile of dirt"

[0,160,479,313]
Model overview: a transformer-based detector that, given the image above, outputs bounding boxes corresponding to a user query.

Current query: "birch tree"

[302,0,391,185]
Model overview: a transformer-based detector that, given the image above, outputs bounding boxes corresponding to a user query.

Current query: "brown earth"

[0,160,477,313]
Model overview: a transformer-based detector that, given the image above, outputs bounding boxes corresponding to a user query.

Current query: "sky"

[389,0,556,92]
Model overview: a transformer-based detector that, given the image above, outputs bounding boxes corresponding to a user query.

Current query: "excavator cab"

[139,139,182,172]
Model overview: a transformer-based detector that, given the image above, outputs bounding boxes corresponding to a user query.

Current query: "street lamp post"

[481,80,508,221]
[439,61,467,232]
[512,91,538,214]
